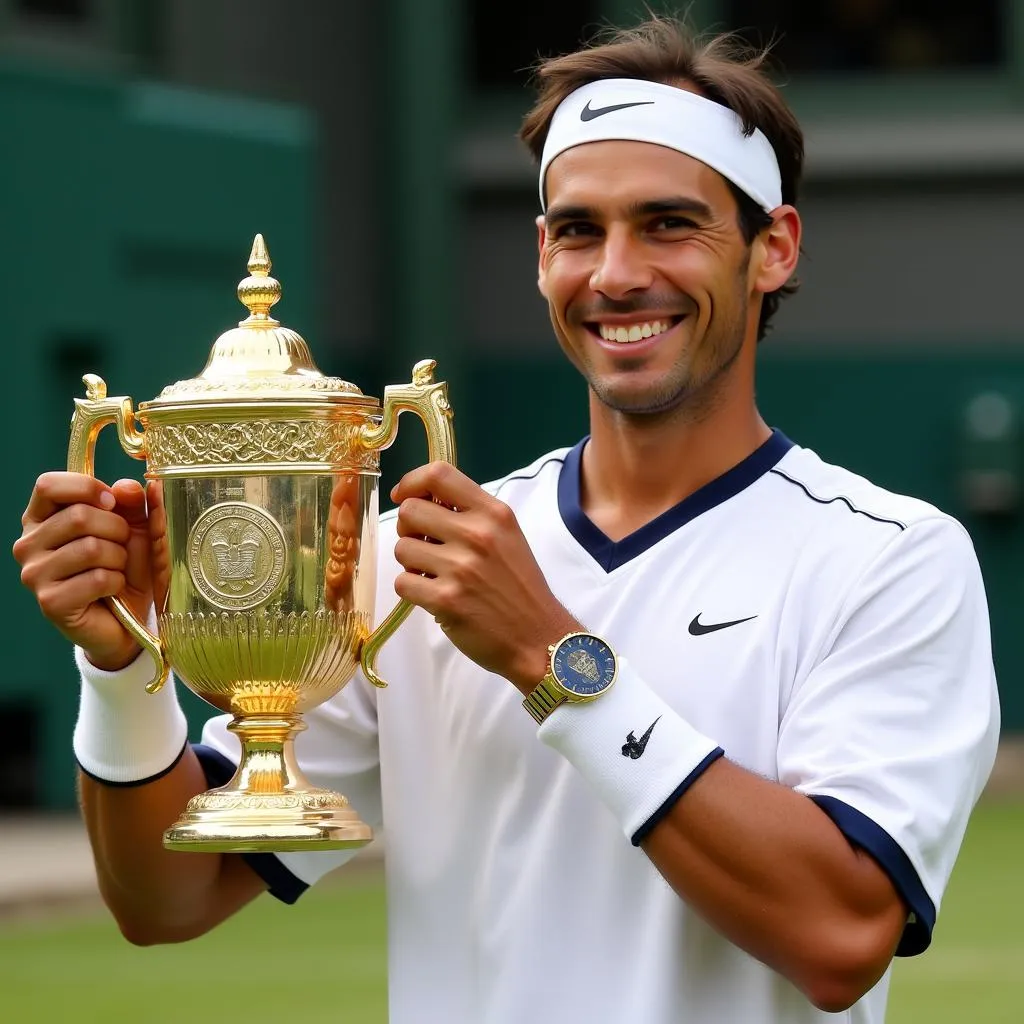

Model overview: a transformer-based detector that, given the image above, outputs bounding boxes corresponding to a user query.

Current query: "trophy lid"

[142,234,371,408]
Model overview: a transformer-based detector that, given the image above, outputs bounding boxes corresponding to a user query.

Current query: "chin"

[593,384,689,417]
[589,369,686,412]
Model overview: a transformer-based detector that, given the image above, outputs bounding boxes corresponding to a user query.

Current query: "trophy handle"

[67,374,169,694]
[356,359,457,688]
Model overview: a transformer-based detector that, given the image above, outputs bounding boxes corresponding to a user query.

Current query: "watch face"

[552,633,617,697]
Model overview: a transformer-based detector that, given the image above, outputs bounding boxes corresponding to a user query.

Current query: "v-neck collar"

[557,430,795,572]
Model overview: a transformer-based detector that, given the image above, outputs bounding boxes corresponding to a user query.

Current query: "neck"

[580,349,770,541]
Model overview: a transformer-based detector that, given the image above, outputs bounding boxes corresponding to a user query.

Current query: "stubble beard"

[588,290,749,420]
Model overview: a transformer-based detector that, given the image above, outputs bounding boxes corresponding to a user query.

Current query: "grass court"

[2,800,1021,1022]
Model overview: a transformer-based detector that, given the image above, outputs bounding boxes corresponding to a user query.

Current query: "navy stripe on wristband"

[76,740,189,788]
[630,747,725,846]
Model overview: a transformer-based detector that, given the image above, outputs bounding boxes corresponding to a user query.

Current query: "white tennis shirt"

[196,431,1000,1023]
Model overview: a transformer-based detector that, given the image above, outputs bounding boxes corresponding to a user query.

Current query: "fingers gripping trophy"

[66,234,457,852]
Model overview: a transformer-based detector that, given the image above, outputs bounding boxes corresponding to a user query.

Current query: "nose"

[589,226,654,298]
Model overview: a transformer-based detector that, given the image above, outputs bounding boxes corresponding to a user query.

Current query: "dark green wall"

[1,60,314,809]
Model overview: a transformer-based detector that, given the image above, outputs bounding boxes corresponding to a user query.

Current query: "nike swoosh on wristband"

[688,613,758,636]
[580,99,655,122]
[622,716,661,759]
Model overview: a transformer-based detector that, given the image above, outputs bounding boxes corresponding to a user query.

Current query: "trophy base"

[164,789,373,853]
[163,713,375,853]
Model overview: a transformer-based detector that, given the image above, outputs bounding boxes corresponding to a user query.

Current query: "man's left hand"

[391,462,579,694]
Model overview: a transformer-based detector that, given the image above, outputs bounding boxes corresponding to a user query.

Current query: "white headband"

[539,78,782,213]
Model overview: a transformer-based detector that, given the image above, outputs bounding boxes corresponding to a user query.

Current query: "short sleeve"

[199,665,382,899]
[777,517,1000,955]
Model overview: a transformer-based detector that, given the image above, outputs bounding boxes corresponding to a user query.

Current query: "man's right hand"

[13,472,152,671]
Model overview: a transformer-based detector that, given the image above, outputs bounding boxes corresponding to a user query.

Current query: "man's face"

[538,140,760,418]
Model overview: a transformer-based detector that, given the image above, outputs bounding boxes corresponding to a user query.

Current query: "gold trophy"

[66,234,456,852]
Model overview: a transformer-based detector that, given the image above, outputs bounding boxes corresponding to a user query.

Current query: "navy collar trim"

[557,430,795,572]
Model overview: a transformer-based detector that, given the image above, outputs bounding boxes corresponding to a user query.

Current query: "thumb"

[110,477,147,528]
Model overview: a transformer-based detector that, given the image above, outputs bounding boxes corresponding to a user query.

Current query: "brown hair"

[519,16,803,341]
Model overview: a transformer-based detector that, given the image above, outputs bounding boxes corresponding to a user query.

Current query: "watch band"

[523,674,564,724]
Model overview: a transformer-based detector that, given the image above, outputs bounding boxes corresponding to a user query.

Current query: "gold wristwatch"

[523,631,618,724]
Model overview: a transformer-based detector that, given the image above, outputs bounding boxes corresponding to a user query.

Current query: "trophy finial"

[82,373,107,401]
[248,233,271,274]
[237,233,282,326]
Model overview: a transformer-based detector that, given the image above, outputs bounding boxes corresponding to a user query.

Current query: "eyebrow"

[630,196,714,220]
[545,195,714,227]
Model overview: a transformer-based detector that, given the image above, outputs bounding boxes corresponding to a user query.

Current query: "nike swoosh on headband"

[540,79,783,213]
[580,99,655,122]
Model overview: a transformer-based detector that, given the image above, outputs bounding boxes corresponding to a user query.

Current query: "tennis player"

[14,17,999,1023]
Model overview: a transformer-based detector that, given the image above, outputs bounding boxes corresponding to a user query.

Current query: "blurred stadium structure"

[2,0,1023,810]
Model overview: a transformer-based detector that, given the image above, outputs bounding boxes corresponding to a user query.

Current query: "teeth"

[598,319,672,343]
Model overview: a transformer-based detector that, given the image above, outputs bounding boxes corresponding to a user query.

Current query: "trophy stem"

[163,713,373,853]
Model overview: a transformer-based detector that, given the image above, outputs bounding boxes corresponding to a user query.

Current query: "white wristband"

[73,644,187,785]
[537,657,723,844]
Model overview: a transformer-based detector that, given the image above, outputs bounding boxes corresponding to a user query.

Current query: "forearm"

[74,647,266,943]
[537,661,906,1011]
[82,748,209,937]
[641,757,905,1009]
[80,748,265,944]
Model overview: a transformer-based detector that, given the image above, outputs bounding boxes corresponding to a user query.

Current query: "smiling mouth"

[586,316,686,344]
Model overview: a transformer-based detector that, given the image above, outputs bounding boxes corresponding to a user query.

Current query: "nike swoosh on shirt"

[580,99,655,122]
[688,614,758,636]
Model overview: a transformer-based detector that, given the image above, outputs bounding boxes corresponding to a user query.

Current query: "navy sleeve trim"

[811,795,935,957]
[192,743,237,787]
[77,740,188,788]
[630,747,725,847]
[192,744,309,906]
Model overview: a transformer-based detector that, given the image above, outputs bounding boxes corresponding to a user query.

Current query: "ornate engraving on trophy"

[157,375,360,398]
[145,419,380,472]
[187,502,287,610]
[187,790,351,812]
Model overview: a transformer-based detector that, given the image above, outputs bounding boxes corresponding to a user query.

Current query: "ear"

[536,214,549,299]
[752,206,801,296]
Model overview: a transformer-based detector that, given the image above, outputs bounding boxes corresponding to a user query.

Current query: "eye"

[553,221,600,239]
[651,215,698,232]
